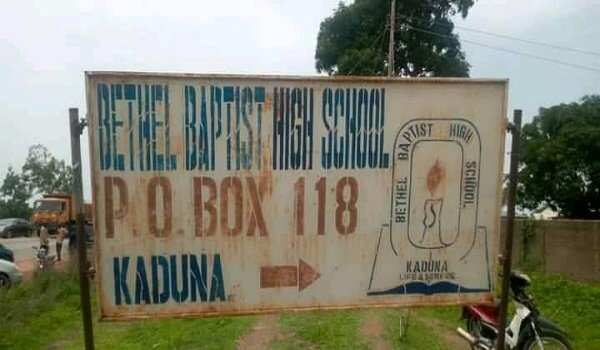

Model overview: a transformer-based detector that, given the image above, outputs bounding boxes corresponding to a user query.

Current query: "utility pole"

[69,108,95,350]
[496,109,522,350]
[388,0,396,77]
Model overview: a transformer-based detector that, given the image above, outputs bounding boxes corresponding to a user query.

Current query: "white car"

[0,259,22,288]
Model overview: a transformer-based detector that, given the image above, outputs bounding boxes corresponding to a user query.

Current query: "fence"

[500,218,600,282]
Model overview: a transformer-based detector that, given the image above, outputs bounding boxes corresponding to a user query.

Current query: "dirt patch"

[360,312,392,350]
[236,314,285,350]
[415,314,465,350]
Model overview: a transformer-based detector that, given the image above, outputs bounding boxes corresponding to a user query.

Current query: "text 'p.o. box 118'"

[85,72,508,320]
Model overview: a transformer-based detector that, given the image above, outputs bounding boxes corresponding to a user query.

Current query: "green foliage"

[0,270,82,349]
[0,270,254,350]
[62,316,254,350]
[519,95,600,219]
[315,0,474,76]
[0,144,73,219]
[0,167,32,218]
[22,144,73,195]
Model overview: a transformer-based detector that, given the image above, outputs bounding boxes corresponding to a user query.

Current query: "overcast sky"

[1,0,599,199]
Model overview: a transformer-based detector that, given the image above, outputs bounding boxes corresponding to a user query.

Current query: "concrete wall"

[500,219,600,282]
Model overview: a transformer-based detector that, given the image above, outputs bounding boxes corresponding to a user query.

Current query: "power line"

[396,14,600,58]
[405,24,600,74]
[346,23,388,75]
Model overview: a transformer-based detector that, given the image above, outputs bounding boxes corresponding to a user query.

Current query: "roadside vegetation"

[0,268,254,350]
[413,272,600,349]
[1,269,598,349]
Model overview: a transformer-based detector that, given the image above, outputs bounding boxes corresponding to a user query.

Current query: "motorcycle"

[457,271,571,350]
[33,246,56,271]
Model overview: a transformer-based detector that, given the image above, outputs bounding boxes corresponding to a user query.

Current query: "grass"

[1,268,598,349]
[412,272,600,349]
[382,309,449,350]
[527,272,600,348]
[274,310,369,350]
[61,316,254,350]
[0,268,255,350]
[0,269,82,349]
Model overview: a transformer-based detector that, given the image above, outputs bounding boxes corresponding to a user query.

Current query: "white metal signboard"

[86,72,507,319]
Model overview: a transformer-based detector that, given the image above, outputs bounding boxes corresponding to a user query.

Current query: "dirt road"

[1,236,72,276]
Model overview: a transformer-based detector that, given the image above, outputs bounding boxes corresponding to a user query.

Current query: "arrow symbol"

[260,259,321,291]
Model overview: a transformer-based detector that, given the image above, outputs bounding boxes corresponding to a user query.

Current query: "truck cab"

[31,194,74,233]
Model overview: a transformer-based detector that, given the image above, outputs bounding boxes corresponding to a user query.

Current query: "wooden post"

[496,109,522,350]
[69,108,95,350]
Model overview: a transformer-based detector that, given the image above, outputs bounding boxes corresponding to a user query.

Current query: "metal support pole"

[69,108,95,350]
[496,109,522,350]
[387,0,396,77]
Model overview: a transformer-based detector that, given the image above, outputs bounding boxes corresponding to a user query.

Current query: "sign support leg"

[69,107,95,350]
[496,109,522,350]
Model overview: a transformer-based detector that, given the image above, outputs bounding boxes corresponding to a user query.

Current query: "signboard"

[86,72,507,319]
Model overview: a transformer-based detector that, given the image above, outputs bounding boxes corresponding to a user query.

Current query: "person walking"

[56,225,68,261]
[39,225,50,251]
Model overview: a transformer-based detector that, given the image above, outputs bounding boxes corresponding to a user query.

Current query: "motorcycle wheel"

[0,273,10,288]
[466,316,483,338]
[523,329,572,350]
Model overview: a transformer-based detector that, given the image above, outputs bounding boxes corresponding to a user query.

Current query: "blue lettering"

[170,254,189,303]
[190,254,208,302]
[151,255,170,304]
[209,254,226,302]
[135,256,151,304]
[113,256,131,305]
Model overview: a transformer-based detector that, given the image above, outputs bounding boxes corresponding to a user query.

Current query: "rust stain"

[295,177,305,236]
[259,137,274,197]
[263,92,273,113]
[426,159,445,197]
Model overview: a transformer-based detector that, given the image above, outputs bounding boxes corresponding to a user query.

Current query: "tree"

[315,0,474,76]
[519,96,600,219]
[22,144,73,195]
[0,145,73,219]
[0,167,33,218]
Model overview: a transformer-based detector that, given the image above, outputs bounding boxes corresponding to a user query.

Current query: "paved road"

[0,237,72,273]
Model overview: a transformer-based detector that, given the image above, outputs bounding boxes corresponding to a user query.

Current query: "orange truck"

[31,193,92,233]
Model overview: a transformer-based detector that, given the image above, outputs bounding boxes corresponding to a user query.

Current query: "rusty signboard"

[85,72,507,319]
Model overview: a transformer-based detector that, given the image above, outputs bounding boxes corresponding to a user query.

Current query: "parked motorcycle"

[457,271,571,350]
[33,246,56,271]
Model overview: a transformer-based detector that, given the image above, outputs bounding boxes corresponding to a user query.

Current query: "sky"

[0,0,599,200]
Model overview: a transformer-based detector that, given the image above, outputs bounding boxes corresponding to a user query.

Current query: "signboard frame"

[85,72,508,320]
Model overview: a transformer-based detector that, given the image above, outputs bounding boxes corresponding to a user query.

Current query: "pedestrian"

[39,225,50,251]
[56,225,68,261]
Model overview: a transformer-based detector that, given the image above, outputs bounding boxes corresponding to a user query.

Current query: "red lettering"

[104,176,128,239]
[193,177,217,237]
[246,177,269,236]
[148,176,172,237]
[220,177,243,236]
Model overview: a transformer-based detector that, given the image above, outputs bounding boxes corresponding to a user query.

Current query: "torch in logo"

[419,159,448,248]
